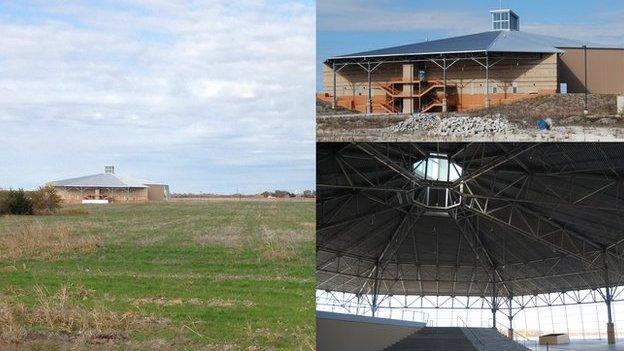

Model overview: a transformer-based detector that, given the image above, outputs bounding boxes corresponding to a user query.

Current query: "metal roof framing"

[317,143,624,324]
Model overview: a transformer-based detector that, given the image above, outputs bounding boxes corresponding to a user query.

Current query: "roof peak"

[329,30,619,61]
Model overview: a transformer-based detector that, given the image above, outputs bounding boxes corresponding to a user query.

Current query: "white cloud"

[0,0,316,193]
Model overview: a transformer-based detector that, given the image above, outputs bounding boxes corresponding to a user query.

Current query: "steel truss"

[317,143,624,343]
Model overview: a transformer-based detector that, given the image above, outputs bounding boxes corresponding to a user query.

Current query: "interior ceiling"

[317,143,624,298]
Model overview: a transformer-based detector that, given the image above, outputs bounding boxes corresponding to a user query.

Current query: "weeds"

[0,221,101,260]
[0,285,169,346]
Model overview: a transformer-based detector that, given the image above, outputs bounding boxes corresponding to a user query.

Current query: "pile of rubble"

[438,116,515,137]
[388,113,441,133]
[388,113,516,137]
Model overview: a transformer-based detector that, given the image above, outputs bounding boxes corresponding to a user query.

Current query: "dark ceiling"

[317,143,624,298]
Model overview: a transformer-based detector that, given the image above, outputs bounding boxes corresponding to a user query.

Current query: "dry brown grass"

[193,226,245,248]
[466,93,619,121]
[245,322,315,351]
[0,221,101,260]
[0,285,169,347]
[58,207,90,216]
[129,297,253,308]
[257,226,308,262]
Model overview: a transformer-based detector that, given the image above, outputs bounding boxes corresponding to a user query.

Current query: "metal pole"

[485,53,490,109]
[443,58,448,112]
[371,270,379,317]
[604,250,616,344]
[492,268,497,328]
[332,62,337,109]
[583,45,588,114]
[367,61,372,114]
[508,296,514,339]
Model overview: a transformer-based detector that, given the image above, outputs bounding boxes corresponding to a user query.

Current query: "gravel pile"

[388,113,515,137]
[388,113,441,132]
[438,116,515,137]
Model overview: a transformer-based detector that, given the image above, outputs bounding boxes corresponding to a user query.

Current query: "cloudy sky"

[317,0,624,89]
[0,0,315,194]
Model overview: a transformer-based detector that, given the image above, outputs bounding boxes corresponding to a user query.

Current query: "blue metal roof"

[48,173,148,188]
[332,30,619,59]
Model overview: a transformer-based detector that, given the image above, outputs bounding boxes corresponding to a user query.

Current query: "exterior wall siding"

[147,185,167,201]
[321,53,558,112]
[558,48,624,95]
[54,187,149,204]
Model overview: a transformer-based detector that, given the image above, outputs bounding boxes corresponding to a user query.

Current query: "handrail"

[489,319,538,349]
[456,315,484,345]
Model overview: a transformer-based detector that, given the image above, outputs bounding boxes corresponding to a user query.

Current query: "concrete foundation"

[608,323,616,345]
[508,328,514,339]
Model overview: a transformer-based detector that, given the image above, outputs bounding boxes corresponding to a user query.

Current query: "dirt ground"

[317,94,624,142]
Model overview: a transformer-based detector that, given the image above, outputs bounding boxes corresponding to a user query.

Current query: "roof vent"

[490,9,519,31]
[105,165,115,174]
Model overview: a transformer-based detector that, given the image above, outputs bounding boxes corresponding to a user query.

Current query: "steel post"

[485,53,490,109]
[492,268,497,328]
[367,62,372,114]
[443,58,448,112]
[584,45,588,113]
[508,296,514,339]
[332,62,337,109]
[604,251,616,344]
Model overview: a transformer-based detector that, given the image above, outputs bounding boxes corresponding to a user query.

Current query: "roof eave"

[51,185,148,188]
[327,49,489,62]
[327,49,562,63]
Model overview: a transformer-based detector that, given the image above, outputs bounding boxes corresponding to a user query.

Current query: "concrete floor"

[527,339,624,350]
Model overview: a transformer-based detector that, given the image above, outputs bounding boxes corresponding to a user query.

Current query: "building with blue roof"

[318,9,624,114]
[48,166,170,204]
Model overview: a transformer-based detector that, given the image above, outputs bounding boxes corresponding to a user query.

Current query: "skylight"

[413,154,462,182]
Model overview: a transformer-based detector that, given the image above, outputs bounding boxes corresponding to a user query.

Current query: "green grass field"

[0,200,315,350]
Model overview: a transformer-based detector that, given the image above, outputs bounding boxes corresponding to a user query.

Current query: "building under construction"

[318,9,624,114]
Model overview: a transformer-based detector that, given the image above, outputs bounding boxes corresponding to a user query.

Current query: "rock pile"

[388,113,441,133]
[438,116,515,137]
[388,113,515,137]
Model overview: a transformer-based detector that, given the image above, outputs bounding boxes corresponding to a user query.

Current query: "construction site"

[318,9,624,114]
[316,142,624,351]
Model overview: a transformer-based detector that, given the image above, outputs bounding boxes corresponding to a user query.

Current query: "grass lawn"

[0,200,315,350]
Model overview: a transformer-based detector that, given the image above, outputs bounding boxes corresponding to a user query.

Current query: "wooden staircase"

[377,79,455,113]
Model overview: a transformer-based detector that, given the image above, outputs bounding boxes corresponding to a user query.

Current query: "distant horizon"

[0,1,315,194]
[0,184,315,195]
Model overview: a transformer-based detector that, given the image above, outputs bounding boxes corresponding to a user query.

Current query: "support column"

[491,268,497,328]
[402,64,414,114]
[507,296,514,339]
[442,58,448,112]
[371,269,380,317]
[583,44,588,113]
[332,62,337,109]
[604,250,616,345]
[367,61,372,114]
[485,53,490,109]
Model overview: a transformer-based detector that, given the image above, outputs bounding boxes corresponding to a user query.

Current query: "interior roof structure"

[317,143,624,299]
